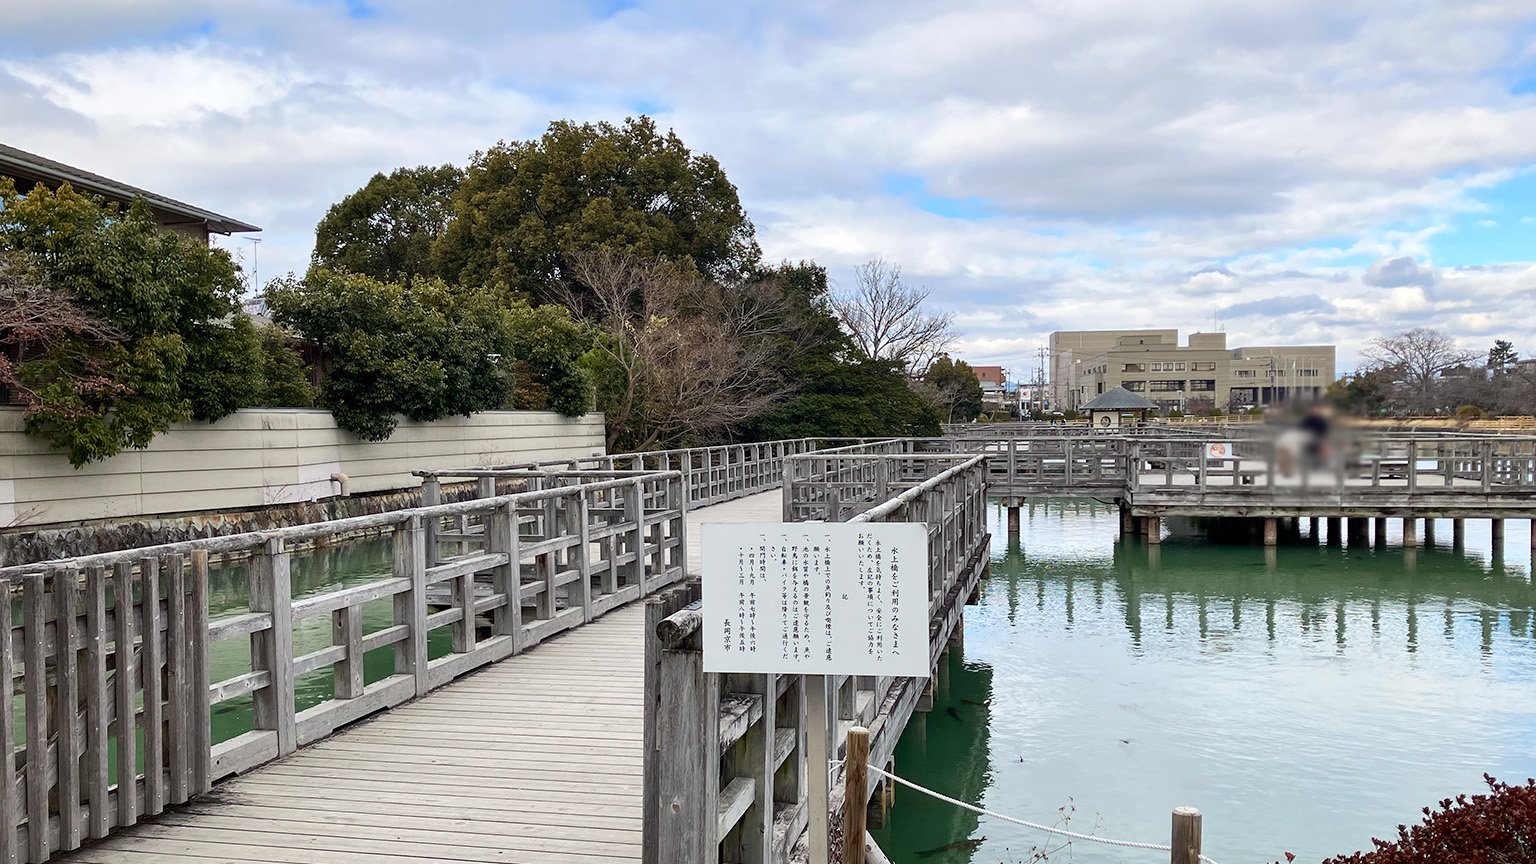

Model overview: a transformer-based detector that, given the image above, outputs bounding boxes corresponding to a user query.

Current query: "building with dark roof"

[0,142,259,244]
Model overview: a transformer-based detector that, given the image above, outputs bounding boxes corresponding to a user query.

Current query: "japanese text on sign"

[702,522,929,677]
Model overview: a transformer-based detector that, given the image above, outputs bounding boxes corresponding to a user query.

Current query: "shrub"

[1454,404,1486,421]
[1320,775,1536,863]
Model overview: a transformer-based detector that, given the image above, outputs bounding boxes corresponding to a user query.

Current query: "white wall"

[0,408,606,529]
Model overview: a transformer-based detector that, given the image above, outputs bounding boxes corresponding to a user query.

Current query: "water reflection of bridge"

[992,522,1536,656]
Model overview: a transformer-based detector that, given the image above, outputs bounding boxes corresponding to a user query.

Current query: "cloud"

[4,0,1536,375]
[1362,256,1439,288]
[1220,294,1337,318]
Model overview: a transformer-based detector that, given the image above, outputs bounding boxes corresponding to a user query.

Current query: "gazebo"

[1082,387,1159,429]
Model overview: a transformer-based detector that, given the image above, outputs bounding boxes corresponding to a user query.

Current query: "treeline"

[1,117,960,464]
[1328,328,1536,417]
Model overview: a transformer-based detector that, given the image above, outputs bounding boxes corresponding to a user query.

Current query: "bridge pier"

[1375,517,1389,548]
[1453,519,1466,550]
[1144,516,1162,545]
[1309,516,1320,540]
[1402,517,1418,547]
[1347,517,1369,547]
[1120,502,1135,536]
[1007,504,1021,538]
[1492,518,1506,546]
[1423,518,1436,546]
[1263,517,1278,547]
[1326,517,1342,546]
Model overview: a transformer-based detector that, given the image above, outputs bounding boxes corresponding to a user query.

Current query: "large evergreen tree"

[434,116,760,305]
[313,164,462,286]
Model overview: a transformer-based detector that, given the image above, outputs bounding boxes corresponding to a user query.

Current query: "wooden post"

[1146,516,1162,545]
[1006,506,1021,538]
[843,727,870,864]
[807,674,831,864]
[1263,517,1277,547]
[1374,517,1389,548]
[421,476,441,568]
[250,539,296,757]
[1402,517,1418,548]
[1170,806,1202,864]
[1492,518,1506,546]
[1326,517,1341,545]
[1422,518,1436,546]
[1453,518,1466,549]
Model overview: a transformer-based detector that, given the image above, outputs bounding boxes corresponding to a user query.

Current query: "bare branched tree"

[1364,326,1477,415]
[562,248,791,451]
[830,258,953,372]
[0,253,122,406]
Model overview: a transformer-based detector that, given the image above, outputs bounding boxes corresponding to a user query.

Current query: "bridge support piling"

[1492,518,1506,547]
[1120,503,1135,536]
[1530,519,1536,552]
[1145,516,1162,545]
[1326,517,1342,546]
[1263,518,1278,547]
[1423,518,1436,546]
[1453,519,1466,550]
[1309,516,1320,540]
[1007,505,1021,539]
[1347,517,1368,546]
[1402,517,1418,547]
[1375,517,1389,548]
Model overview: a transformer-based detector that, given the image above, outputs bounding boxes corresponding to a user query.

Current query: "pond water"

[206,535,451,747]
[873,500,1536,864]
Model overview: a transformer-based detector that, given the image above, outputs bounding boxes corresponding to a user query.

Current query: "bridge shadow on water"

[872,498,1536,864]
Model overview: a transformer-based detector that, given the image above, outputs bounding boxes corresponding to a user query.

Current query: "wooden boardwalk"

[59,491,786,864]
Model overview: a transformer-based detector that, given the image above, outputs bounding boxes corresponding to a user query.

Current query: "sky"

[5,0,1536,376]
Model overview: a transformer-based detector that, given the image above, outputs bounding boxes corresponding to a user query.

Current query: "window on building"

[1123,380,1146,391]
[1176,362,1187,371]
[1150,362,1162,371]
[1123,363,1145,373]
[1189,379,1216,391]
[1193,361,1217,371]
[1148,380,1185,392]
[1234,369,1256,378]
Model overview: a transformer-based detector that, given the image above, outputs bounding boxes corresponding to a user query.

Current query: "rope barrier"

[864,763,1221,864]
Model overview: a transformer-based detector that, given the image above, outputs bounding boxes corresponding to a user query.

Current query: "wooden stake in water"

[843,726,870,864]
[807,673,830,864]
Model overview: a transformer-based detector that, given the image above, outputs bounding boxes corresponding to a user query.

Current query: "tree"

[1487,339,1518,374]
[267,269,591,440]
[921,355,984,422]
[1326,368,1399,415]
[750,356,941,439]
[0,180,260,465]
[434,117,760,305]
[312,164,462,287]
[830,258,953,372]
[1363,327,1477,415]
[564,248,788,451]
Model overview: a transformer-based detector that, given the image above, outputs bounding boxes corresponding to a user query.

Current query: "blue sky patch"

[1429,171,1536,267]
[880,172,993,220]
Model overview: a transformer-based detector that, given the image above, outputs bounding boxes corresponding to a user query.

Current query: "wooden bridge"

[1,428,1530,864]
[0,438,985,864]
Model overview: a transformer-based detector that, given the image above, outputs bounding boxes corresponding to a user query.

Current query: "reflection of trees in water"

[206,535,395,615]
[875,651,993,863]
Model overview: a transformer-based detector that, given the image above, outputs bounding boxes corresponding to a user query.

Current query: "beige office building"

[1049,330,1334,414]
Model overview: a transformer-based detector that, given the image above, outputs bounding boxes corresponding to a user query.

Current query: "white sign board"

[702,522,931,678]
[1204,441,1233,460]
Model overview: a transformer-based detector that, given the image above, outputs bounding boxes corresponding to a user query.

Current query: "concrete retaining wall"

[0,408,606,531]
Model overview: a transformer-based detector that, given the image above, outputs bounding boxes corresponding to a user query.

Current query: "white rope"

[864,763,1221,864]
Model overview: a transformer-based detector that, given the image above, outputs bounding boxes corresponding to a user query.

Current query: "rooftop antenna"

[247,237,262,297]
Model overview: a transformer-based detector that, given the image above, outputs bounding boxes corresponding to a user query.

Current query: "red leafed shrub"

[1321,775,1536,863]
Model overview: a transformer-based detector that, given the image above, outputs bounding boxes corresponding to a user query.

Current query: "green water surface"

[873,500,1536,864]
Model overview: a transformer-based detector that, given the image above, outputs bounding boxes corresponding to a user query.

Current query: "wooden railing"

[643,454,990,864]
[1128,435,1536,503]
[0,471,689,862]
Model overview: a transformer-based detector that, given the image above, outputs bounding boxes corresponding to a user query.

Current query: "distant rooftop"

[0,142,260,236]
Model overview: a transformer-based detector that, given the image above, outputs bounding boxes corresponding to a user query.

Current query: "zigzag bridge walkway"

[0,428,1531,863]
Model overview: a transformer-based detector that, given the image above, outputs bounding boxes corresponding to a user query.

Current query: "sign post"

[701,522,930,864]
